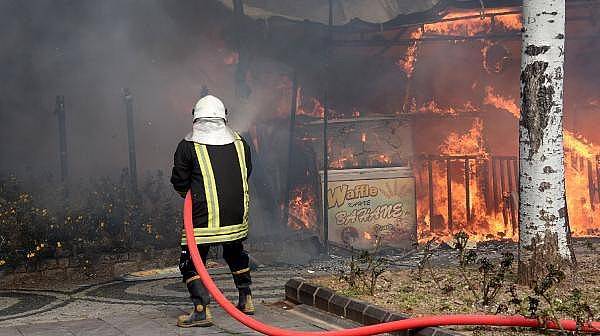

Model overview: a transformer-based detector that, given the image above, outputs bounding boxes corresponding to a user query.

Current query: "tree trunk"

[518,0,575,286]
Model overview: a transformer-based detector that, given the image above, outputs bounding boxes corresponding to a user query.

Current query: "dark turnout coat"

[170,133,251,245]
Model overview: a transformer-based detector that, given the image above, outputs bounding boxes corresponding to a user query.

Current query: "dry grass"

[313,242,600,335]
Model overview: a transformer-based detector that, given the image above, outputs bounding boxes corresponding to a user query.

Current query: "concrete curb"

[285,278,464,336]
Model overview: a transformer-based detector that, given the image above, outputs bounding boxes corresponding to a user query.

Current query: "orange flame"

[288,185,317,231]
[483,86,520,118]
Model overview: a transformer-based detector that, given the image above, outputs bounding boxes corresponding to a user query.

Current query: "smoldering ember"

[1,1,599,335]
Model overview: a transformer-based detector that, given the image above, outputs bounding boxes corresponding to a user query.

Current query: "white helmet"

[192,95,227,121]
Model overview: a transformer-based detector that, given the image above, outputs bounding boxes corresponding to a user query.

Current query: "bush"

[0,170,181,270]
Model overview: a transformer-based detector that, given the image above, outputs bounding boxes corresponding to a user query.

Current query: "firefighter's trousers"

[179,240,251,306]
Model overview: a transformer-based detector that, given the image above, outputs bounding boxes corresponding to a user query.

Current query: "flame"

[439,120,486,156]
[481,86,600,238]
[223,52,239,65]
[283,8,598,242]
[564,130,600,160]
[417,100,478,116]
[298,97,325,118]
[397,29,423,78]
[563,130,600,236]
[423,10,521,36]
[483,86,520,118]
[288,185,317,231]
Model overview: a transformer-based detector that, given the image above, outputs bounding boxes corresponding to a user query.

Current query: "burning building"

[218,0,600,249]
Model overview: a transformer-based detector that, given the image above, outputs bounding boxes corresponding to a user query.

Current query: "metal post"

[322,0,333,254]
[428,159,434,230]
[284,71,299,228]
[54,96,68,183]
[446,159,453,231]
[123,88,137,191]
[464,158,471,224]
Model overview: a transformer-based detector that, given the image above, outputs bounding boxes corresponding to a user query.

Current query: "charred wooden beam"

[492,158,499,212]
[446,158,453,231]
[588,159,596,210]
[509,194,518,236]
[499,159,508,230]
[506,159,515,193]
[421,154,483,161]
[513,158,519,192]
[332,34,600,48]
[465,158,471,223]
[596,155,600,204]
[481,159,492,214]
[428,159,434,228]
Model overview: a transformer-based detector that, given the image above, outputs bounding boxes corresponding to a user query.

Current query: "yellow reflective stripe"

[232,267,250,275]
[233,133,249,225]
[182,223,248,236]
[194,143,220,229]
[181,229,248,245]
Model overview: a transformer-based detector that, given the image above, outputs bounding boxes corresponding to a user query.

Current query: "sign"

[322,168,416,250]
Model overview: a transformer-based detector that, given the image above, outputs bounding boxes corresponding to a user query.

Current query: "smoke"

[0,0,253,179]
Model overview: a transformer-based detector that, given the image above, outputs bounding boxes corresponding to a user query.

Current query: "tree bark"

[518,0,575,286]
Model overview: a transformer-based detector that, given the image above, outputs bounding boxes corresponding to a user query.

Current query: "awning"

[217,0,443,25]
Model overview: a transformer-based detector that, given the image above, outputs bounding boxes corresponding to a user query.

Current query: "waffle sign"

[322,168,416,250]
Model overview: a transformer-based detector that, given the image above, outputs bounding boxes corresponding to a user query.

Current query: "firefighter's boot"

[177,303,212,327]
[178,278,213,327]
[236,287,255,315]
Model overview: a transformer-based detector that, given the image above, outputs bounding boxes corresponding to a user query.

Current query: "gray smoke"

[0,0,265,179]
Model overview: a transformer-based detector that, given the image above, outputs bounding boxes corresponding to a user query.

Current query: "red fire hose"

[183,192,600,335]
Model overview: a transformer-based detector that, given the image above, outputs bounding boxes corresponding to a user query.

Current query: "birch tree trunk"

[518,0,575,286]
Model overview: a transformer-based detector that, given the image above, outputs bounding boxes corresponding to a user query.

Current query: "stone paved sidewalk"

[0,303,329,335]
[0,266,340,335]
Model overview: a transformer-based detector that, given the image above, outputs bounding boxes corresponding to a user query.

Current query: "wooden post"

[54,96,68,183]
[499,159,509,229]
[464,158,471,223]
[123,88,137,191]
[513,158,519,191]
[492,157,499,212]
[446,158,453,231]
[428,158,434,229]
[596,155,600,203]
[588,159,595,210]
[507,159,515,193]
[509,193,518,236]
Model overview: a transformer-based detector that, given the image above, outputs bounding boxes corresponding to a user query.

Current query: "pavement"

[0,266,356,335]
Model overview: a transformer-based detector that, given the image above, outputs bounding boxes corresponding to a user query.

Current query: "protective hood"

[184,118,237,145]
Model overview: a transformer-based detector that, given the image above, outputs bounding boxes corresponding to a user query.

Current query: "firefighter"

[171,94,253,328]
